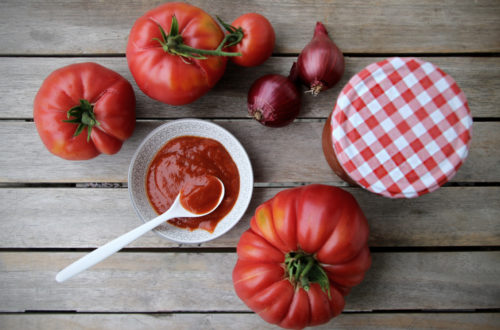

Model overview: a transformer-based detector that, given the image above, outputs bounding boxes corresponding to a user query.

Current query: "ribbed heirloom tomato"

[233,185,371,329]
[126,2,237,105]
[33,62,136,160]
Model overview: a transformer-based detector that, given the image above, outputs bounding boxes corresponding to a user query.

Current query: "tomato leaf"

[169,15,179,36]
[73,123,85,138]
[308,264,332,299]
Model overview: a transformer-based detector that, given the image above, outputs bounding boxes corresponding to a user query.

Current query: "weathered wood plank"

[0,121,497,183]
[1,313,499,330]
[1,57,498,119]
[0,187,498,248]
[0,252,498,312]
[1,0,499,54]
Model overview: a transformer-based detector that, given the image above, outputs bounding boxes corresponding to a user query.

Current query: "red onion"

[247,63,301,127]
[297,22,344,95]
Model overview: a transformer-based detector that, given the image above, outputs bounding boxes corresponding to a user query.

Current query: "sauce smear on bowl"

[146,136,239,233]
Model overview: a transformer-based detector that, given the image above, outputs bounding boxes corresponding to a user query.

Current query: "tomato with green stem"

[126,2,241,105]
[33,62,136,160]
[233,185,371,329]
[219,13,275,67]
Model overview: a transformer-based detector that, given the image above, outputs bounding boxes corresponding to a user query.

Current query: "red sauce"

[179,175,223,215]
[146,136,239,233]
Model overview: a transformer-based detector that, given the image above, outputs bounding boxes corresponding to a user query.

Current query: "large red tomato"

[126,2,229,105]
[33,62,136,160]
[224,13,275,67]
[233,185,371,329]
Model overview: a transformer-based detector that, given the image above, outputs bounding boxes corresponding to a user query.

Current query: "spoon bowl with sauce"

[55,177,224,283]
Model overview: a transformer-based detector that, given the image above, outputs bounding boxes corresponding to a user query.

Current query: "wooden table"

[1,1,499,329]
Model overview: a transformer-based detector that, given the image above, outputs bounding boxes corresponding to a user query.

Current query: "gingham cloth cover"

[330,57,472,198]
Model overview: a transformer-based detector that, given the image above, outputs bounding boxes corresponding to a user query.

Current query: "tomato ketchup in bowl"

[128,119,253,244]
[146,136,239,233]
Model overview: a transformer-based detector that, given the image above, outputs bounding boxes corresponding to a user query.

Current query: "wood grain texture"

[0,0,498,324]
[0,187,498,248]
[1,56,498,119]
[0,252,498,312]
[1,0,499,54]
[1,313,499,330]
[0,121,497,183]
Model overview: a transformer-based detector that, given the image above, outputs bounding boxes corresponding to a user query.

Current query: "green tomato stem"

[63,99,100,142]
[284,251,332,299]
[153,15,242,61]
[177,43,241,57]
[216,16,245,48]
[299,257,315,280]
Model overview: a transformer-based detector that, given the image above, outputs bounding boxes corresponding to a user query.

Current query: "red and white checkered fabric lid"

[330,57,472,198]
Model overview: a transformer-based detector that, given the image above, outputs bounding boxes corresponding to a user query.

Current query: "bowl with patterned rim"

[128,119,253,244]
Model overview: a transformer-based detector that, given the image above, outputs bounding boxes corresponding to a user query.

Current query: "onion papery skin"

[297,22,344,95]
[247,74,301,127]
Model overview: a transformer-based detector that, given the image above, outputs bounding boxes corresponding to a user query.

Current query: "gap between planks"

[0,121,498,183]
[1,186,499,248]
[1,56,499,119]
[0,251,498,312]
[0,247,499,253]
[2,52,500,58]
[2,309,500,314]
[0,312,498,330]
[1,0,499,54]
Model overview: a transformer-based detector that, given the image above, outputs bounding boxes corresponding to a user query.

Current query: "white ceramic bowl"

[128,119,253,244]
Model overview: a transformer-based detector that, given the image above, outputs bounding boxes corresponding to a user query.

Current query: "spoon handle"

[55,209,175,283]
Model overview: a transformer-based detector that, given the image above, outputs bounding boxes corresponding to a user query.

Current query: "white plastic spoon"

[56,178,225,283]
